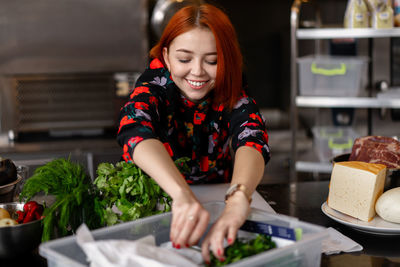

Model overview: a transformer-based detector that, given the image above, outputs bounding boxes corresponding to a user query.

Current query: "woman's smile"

[186,79,209,89]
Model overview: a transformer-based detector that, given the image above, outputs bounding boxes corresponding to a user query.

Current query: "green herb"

[208,234,277,266]
[94,158,189,226]
[19,158,103,242]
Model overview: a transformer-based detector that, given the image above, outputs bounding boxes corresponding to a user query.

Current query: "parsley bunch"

[94,158,189,226]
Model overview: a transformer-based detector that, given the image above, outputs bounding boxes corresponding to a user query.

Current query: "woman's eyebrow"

[176,48,217,55]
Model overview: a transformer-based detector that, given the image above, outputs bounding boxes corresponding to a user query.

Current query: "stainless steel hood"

[0,0,149,74]
[0,0,149,137]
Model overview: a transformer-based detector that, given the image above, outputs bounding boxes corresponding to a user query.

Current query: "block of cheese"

[327,161,387,222]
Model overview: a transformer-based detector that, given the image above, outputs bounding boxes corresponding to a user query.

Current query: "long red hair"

[149,4,243,110]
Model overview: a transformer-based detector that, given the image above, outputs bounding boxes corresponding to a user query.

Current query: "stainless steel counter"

[0,138,121,180]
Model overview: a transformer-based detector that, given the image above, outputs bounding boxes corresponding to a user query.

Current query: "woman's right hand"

[170,192,210,249]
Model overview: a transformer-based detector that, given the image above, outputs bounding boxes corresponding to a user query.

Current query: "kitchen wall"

[210,0,350,111]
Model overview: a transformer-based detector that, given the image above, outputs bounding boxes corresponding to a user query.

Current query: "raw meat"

[349,136,400,169]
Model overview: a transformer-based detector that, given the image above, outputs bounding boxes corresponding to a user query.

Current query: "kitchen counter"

[3,181,400,266]
[257,181,400,267]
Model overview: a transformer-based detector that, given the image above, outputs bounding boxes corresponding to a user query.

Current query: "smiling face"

[163,27,217,103]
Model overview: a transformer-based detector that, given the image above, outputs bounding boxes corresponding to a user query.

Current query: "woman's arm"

[133,138,210,248]
[201,145,265,263]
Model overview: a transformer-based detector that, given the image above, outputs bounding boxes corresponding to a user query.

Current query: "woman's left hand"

[200,190,250,263]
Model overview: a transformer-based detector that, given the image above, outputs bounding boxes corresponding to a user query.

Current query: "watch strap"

[225,184,252,204]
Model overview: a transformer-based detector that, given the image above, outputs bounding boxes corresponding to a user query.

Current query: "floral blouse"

[117,58,270,184]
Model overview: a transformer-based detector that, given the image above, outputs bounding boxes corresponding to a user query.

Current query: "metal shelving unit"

[290,0,400,181]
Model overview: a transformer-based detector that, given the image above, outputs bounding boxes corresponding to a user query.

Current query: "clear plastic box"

[39,202,328,267]
[298,55,368,96]
[312,126,359,162]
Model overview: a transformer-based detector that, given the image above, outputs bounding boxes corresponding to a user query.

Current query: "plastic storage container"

[298,55,368,96]
[312,126,359,162]
[39,202,328,267]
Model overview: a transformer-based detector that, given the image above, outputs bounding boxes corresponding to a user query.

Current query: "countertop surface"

[257,181,400,267]
[2,181,400,266]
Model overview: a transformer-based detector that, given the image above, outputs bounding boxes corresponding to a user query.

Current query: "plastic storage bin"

[312,126,359,162]
[39,202,328,267]
[298,55,368,96]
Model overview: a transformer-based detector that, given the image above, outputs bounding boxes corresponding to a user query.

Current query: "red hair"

[149,4,243,110]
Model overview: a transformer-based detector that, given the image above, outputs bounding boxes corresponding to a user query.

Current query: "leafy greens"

[208,234,277,266]
[19,158,103,242]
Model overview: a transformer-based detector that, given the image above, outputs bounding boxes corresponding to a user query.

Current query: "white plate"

[321,202,400,235]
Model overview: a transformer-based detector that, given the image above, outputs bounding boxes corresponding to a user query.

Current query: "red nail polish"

[176,244,181,249]
[220,258,225,262]
[217,249,222,256]
[228,238,233,244]
[186,243,189,247]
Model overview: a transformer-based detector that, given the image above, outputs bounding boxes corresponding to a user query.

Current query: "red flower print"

[122,144,133,162]
[249,113,263,124]
[245,141,263,153]
[128,136,144,148]
[194,111,206,125]
[134,102,149,110]
[163,142,174,157]
[140,121,154,130]
[243,122,259,127]
[262,131,269,143]
[149,96,158,106]
[150,58,164,69]
[118,116,136,133]
[130,86,150,98]
[200,156,209,172]
[212,103,224,112]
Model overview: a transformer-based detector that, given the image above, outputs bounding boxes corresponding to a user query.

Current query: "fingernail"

[176,244,181,249]
[217,249,222,256]
[172,242,175,248]
[206,260,210,265]
[220,258,225,262]
[228,238,233,244]
[186,243,189,247]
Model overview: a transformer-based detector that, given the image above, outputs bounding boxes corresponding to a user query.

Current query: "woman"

[117,3,270,263]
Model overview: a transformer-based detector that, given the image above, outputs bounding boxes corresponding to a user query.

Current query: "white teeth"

[188,80,206,87]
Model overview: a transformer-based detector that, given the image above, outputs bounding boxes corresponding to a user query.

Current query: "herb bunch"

[94,158,190,226]
[208,234,277,266]
[19,158,103,242]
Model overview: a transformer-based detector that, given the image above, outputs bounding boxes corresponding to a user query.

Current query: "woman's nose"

[191,60,204,76]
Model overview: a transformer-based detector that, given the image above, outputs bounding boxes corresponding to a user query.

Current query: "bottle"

[368,0,394,28]
[344,0,370,28]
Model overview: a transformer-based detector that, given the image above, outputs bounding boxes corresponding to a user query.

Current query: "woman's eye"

[206,60,217,65]
[178,59,190,63]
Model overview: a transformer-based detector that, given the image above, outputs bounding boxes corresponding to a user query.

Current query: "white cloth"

[76,224,200,267]
[322,227,363,255]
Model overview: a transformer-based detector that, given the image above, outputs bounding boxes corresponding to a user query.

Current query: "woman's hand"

[170,192,210,249]
[201,190,250,263]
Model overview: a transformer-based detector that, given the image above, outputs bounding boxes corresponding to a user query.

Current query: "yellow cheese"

[327,161,386,222]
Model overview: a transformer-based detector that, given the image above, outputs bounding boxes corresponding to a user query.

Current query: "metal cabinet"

[290,0,400,181]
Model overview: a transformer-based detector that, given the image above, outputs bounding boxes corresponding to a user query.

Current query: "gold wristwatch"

[225,184,252,204]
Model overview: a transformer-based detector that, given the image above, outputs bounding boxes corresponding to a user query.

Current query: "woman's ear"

[162,47,170,71]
